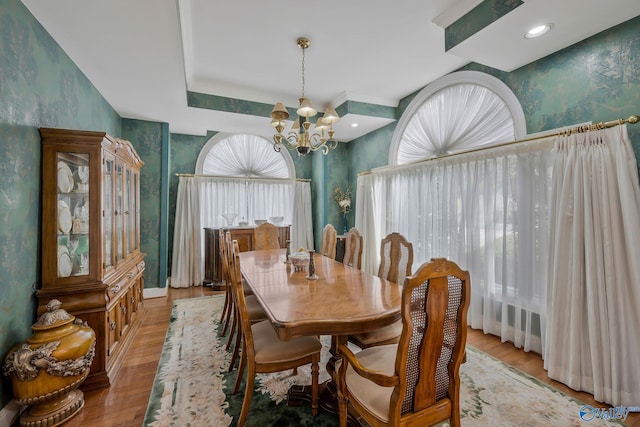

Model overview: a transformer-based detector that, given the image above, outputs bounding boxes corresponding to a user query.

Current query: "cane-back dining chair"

[342,227,363,270]
[337,257,470,427]
[348,232,413,349]
[220,231,267,372]
[253,222,281,250]
[229,240,322,427]
[321,224,337,259]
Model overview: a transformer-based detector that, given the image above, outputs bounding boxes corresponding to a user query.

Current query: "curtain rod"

[358,114,639,176]
[175,173,310,182]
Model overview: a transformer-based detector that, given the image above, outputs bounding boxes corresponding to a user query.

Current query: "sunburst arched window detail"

[197,133,294,178]
[389,71,526,166]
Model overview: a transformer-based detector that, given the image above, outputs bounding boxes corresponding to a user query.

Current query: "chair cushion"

[351,320,402,347]
[345,344,397,423]
[252,320,322,364]
[246,295,267,322]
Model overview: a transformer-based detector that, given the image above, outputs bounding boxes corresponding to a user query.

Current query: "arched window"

[196,133,295,178]
[389,71,526,165]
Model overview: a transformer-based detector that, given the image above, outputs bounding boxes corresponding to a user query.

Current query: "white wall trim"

[144,286,168,299]
[0,400,24,427]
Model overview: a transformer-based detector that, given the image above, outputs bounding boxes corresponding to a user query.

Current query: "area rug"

[143,295,624,427]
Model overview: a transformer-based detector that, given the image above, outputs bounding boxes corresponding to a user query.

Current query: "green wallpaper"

[445,0,524,51]
[122,119,169,289]
[0,0,121,409]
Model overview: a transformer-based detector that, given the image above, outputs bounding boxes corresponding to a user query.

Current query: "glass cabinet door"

[133,172,139,251]
[57,152,90,278]
[103,156,114,270]
[124,168,131,256]
[116,163,124,262]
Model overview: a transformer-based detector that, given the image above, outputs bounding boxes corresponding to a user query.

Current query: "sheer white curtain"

[363,140,555,353]
[544,125,640,406]
[292,181,314,251]
[170,176,202,288]
[355,174,378,274]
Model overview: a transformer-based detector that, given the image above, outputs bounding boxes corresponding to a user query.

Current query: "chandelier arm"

[284,132,300,148]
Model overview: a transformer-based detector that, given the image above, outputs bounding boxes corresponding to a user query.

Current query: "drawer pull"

[130,296,135,304]
[110,321,117,330]
[127,271,134,279]
[111,284,120,294]
[121,306,127,315]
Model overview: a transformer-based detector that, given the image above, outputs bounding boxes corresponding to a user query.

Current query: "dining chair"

[220,231,267,372]
[337,257,470,427]
[252,222,281,250]
[321,223,337,259]
[342,226,363,270]
[229,240,322,427]
[218,229,233,336]
[348,232,413,349]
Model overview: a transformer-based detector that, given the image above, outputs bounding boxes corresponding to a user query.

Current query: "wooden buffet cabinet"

[37,128,146,391]
[203,226,290,287]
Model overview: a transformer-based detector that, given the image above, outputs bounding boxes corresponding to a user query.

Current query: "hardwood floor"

[48,286,637,427]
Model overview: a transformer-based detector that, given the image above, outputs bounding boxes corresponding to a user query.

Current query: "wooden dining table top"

[239,249,402,341]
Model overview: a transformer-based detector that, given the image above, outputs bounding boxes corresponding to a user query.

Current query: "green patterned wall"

[0,0,121,409]
[122,119,169,289]
[312,142,351,248]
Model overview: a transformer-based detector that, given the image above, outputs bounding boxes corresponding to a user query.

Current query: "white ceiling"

[21,0,640,142]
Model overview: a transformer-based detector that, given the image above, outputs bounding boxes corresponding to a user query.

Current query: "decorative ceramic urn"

[3,299,96,427]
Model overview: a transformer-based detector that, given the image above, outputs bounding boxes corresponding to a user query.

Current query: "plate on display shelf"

[57,200,72,234]
[57,161,74,194]
[57,245,73,277]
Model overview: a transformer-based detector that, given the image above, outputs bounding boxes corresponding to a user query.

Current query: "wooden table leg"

[287,335,360,425]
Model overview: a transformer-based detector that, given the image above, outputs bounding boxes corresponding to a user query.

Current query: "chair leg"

[233,341,247,395]
[311,353,319,416]
[228,319,242,372]
[219,284,229,324]
[237,363,256,427]
[337,361,348,427]
[225,308,237,351]
[220,285,233,336]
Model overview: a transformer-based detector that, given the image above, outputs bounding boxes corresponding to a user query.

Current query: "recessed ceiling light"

[350,123,359,128]
[525,23,553,39]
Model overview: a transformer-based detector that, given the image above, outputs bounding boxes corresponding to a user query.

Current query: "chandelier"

[270,37,340,156]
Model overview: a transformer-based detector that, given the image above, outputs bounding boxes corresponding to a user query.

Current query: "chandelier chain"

[300,44,306,99]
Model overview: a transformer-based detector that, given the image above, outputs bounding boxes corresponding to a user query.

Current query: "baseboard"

[0,400,24,427]
[143,286,168,299]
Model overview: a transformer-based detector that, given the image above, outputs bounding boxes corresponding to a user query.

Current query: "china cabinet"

[37,128,145,391]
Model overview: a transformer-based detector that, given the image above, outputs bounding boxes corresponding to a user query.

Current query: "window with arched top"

[389,71,526,165]
[196,133,295,178]
[193,133,301,232]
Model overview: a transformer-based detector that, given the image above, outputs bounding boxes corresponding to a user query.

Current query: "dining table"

[239,248,402,416]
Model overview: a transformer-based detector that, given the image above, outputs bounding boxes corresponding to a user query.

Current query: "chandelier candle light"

[270,37,340,156]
